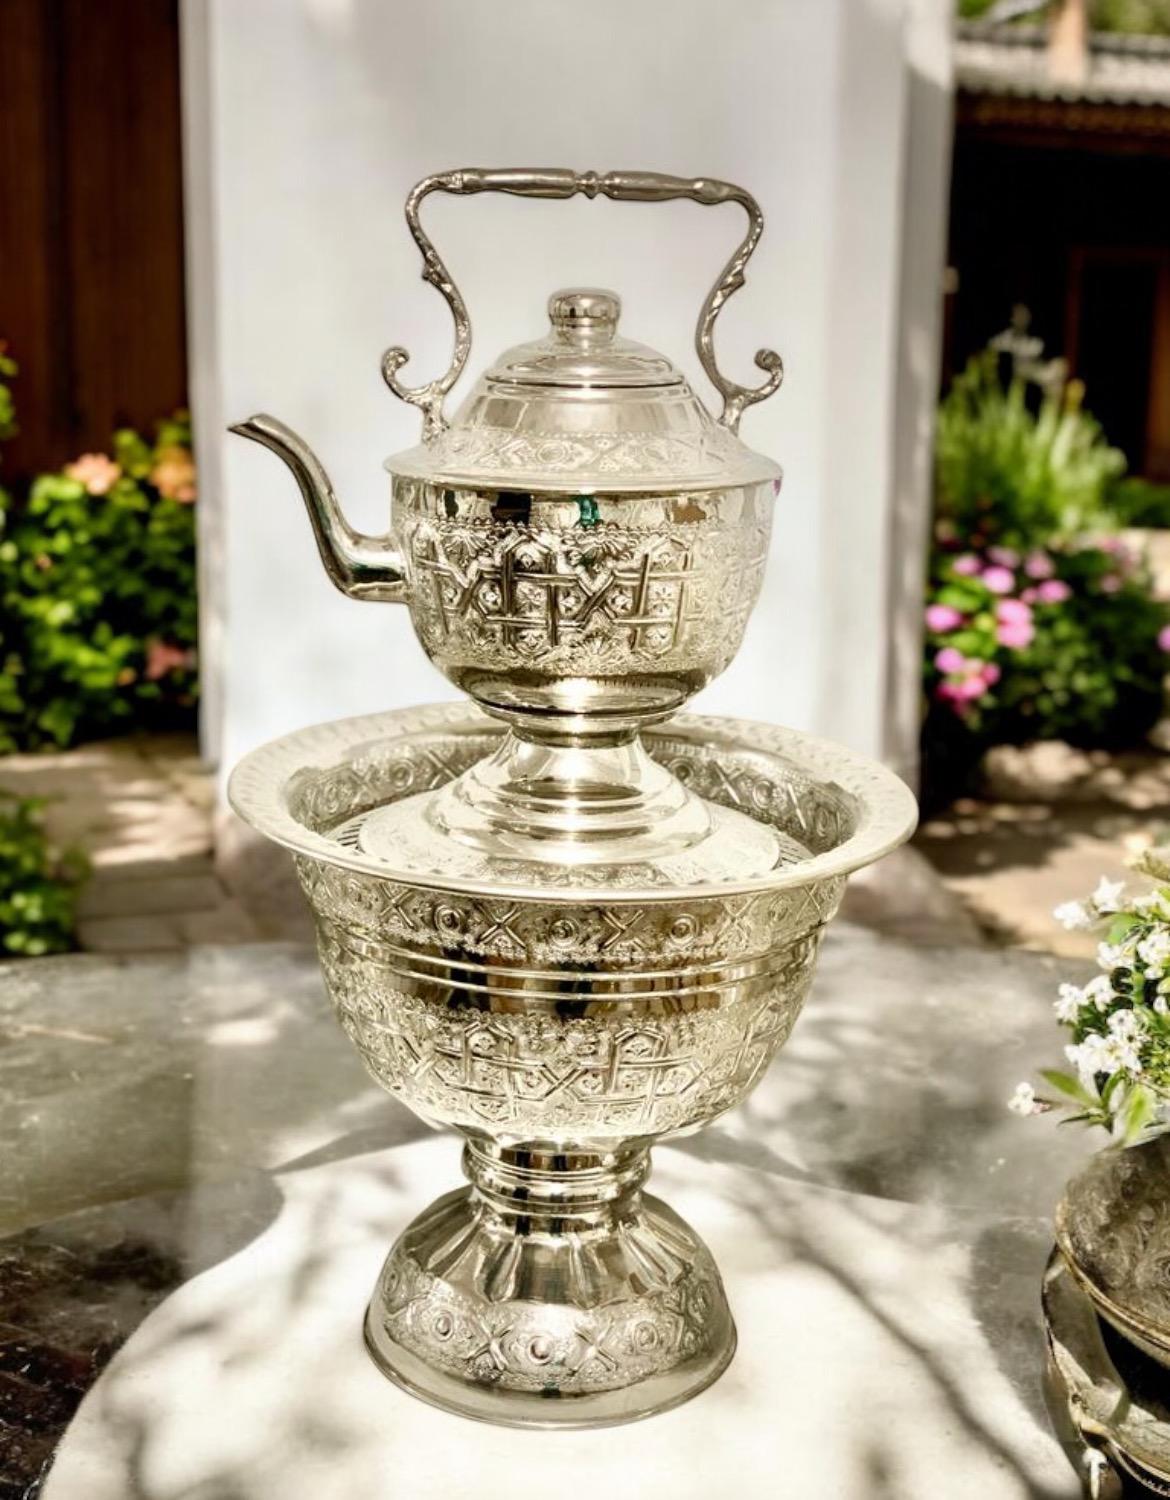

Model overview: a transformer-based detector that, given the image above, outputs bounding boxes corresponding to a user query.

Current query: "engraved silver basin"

[230,703,916,1427]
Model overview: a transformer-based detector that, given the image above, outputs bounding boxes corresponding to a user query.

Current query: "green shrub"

[0,385,198,750]
[1091,0,1170,34]
[0,344,16,446]
[934,349,1125,550]
[924,540,1169,745]
[956,0,1170,33]
[0,793,85,957]
[1110,477,1170,530]
[923,330,1170,799]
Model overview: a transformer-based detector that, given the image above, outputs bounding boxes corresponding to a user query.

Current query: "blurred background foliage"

[957,0,1170,32]
[0,793,85,957]
[0,352,199,956]
[0,357,198,752]
[922,330,1170,801]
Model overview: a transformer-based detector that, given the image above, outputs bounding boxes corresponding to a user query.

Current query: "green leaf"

[1039,1068,1100,1107]
[1117,1084,1157,1146]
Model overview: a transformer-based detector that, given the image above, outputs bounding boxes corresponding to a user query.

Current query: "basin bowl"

[229,703,916,1426]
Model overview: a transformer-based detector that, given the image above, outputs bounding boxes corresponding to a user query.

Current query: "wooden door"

[0,0,187,485]
[1066,246,1170,482]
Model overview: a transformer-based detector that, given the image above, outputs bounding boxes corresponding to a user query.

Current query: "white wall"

[181,0,950,779]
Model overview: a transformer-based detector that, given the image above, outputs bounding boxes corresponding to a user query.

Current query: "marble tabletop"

[0,927,1101,1498]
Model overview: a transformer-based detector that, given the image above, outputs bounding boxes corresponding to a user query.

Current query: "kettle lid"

[386,287,780,496]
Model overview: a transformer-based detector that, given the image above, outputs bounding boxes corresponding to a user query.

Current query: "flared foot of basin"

[363,1140,735,1428]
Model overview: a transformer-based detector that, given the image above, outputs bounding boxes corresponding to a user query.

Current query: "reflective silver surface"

[1056,1136,1170,1370]
[1045,1250,1170,1497]
[379,168,784,444]
[226,167,916,1425]
[11,925,1092,1493]
[229,167,790,881]
[230,705,916,1425]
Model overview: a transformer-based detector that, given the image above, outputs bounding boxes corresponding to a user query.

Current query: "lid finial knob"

[548,288,621,343]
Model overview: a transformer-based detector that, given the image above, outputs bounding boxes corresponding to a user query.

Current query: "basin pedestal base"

[363,1139,735,1428]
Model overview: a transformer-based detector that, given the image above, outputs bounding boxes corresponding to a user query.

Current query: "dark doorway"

[948,128,1170,481]
[1069,251,1159,472]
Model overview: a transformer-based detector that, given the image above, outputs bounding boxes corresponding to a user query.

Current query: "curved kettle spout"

[230,414,407,603]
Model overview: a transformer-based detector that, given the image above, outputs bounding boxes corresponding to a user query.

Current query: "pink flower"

[1100,574,1121,594]
[953,674,990,701]
[988,545,1019,568]
[150,446,197,504]
[924,603,963,632]
[952,554,982,577]
[935,653,999,712]
[1021,587,1039,604]
[982,566,1015,594]
[64,452,121,496]
[1024,551,1055,579]
[996,598,1033,626]
[997,620,1035,649]
[1158,625,1170,652]
[937,678,987,706]
[935,646,966,673]
[1037,579,1071,604]
[145,640,191,681]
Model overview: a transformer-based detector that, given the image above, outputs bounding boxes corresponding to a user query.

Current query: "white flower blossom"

[1054,983,1085,1023]
[1109,1008,1145,1041]
[1054,900,1096,932]
[1083,975,1115,1012]
[1096,941,1131,972]
[1115,1040,1144,1076]
[1132,891,1168,917]
[1092,877,1127,914]
[1155,996,1169,1017]
[1066,1037,1112,1080]
[1066,1015,1146,1079]
[1137,929,1170,979]
[1104,1008,1140,1068]
[1007,1082,1043,1117]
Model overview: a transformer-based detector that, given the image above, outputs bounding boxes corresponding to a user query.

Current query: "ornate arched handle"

[382,168,783,439]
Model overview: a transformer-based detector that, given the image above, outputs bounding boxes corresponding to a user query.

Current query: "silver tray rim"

[227,702,918,904]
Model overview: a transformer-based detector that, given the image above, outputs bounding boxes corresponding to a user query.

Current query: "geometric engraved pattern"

[230,702,917,905]
[316,924,822,1136]
[284,723,860,899]
[1057,1137,1170,1361]
[226,704,915,1418]
[371,1191,728,1396]
[406,415,768,488]
[396,480,773,675]
[278,711,855,1139]
[298,856,844,967]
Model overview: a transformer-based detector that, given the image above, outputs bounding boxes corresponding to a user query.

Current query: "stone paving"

[0,735,263,953]
[916,740,1170,959]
